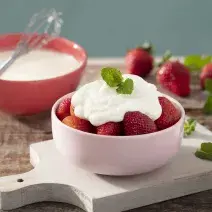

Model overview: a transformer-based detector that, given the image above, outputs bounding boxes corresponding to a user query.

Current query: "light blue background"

[0,0,211,57]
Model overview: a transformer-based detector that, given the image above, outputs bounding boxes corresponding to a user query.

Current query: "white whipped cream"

[71,74,163,126]
[0,50,81,81]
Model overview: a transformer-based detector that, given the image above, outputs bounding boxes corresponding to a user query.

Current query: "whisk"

[0,8,63,75]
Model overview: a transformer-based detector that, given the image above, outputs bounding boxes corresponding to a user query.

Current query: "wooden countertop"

[1,63,212,212]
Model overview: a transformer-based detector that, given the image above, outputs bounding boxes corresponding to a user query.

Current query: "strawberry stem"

[157,50,172,67]
[140,41,154,55]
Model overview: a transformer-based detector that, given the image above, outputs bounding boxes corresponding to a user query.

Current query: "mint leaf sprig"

[184,118,196,137]
[195,142,212,161]
[203,79,212,114]
[101,67,134,95]
[101,67,123,87]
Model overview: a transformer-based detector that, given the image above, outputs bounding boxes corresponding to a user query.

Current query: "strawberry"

[56,98,71,121]
[123,111,157,135]
[155,97,181,130]
[125,42,153,78]
[156,52,190,97]
[97,122,122,136]
[62,115,94,133]
[200,63,212,89]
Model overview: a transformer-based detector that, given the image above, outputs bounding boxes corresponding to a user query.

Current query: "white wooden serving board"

[0,121,212,212]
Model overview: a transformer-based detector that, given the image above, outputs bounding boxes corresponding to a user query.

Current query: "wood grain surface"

[1,65,212,212]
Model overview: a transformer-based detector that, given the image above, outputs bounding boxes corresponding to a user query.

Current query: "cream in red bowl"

[0,33,87,115]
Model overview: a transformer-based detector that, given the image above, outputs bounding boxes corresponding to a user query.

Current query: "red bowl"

[0,33,87,115]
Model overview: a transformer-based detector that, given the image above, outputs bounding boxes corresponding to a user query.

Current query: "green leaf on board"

[184,118,196,136]
[195,142,212,161]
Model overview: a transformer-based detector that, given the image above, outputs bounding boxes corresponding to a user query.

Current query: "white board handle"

[0,169,43,210]
[0,168,92,211]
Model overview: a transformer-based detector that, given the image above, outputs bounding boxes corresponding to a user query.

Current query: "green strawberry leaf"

[203,94,212,114]
[184,55,212,71]
[101,67,123,87]
[205,79,212,93]
[141,41,154,55]
[116,78,134,94]
[184,118,196,136]
[195,142,212,161]
[157,50,172,67]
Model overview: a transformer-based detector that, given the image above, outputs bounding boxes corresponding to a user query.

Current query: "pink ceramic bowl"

[52,92,185,176]
[0,33,87,115]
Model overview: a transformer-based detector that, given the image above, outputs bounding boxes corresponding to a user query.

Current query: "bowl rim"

[52,91,185,140]
[0,32,87,83]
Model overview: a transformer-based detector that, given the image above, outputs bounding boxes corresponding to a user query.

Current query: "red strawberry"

[123,111,157,136]
[157,60,190,97]
[155,97,181,130]
[97,122,122,136]
[56,98,71,121]
[125,42,153,78]
[62,115,94,133]
[200,63,212,89]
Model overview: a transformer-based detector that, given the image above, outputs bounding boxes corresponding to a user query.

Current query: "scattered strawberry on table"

[125,41,154,78]
[156,51,191,97]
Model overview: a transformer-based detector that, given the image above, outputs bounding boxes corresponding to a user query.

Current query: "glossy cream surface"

[72,74,163,126]
[0,50,81,81]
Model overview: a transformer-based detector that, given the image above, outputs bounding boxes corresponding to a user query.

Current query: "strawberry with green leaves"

[125,41,154,78]
[156,51,191,97]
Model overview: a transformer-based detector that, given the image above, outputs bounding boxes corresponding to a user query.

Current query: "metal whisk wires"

[0,8,63,75]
